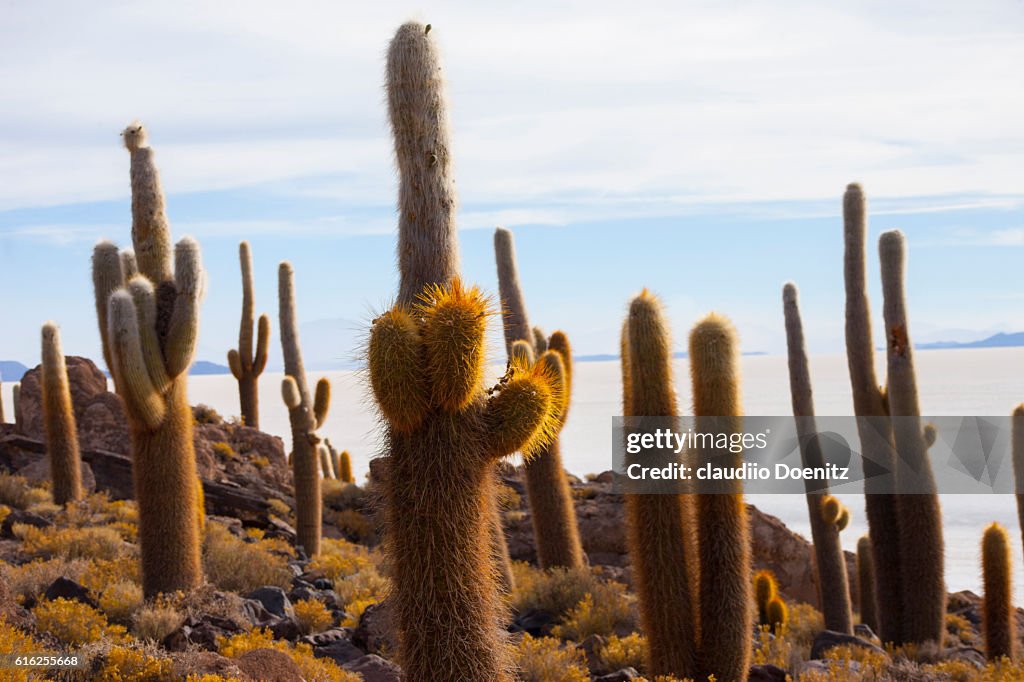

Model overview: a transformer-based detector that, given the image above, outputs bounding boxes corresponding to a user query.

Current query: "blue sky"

[2,1,1023,371]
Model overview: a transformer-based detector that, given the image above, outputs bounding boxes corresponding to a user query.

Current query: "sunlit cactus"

[857,535,878,633]
[227,241,270,428]
[90,122,204,597]
[754,570,778,627]
[981,522,1015,661]
[41,322,83,505]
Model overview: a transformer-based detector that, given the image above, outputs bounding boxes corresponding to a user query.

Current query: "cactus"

[318,443,336,479]
[1013,405,1024,567]
[982,522,1015,661]
[857,536,878,632]
[338,449,354,484]
[279,262,330,557]
[40,323,83,505]
[493,227,584,570]
[879,229,946,645]
[690,313,753,682]
[621,291,699,680]
[783,283,854,634]
[753,570,778,627]
[842,183,904,645]
[227,241,270,428]
[90,122,203,597]
[368,23,564,681]
[766,597,788,634]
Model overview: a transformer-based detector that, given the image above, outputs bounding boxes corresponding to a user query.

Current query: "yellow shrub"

[1,557,88,603]
[131,604,184,642]
[551,585,634,640]
[186,676,245,682]
[0,619,53,682]
[217,628,361,682]
[34,597,128,646]
[599,633,647,674]
[511,563,604,618]
[0,504,10,527]
[515,634,590,682]
[100,581,145,624]
[251,455,270,469]
[19,524,128,561]
[0,474,50,510]
[81,557,142,594]
[333,568,388,612]
[330,509,374,542]
[310,538,374,582]
[212,442,238,461]
[341,597,378,628]
[294,598,334,635]
[203,522,292,592]
[268,498,291,519]
[95,645,174,681]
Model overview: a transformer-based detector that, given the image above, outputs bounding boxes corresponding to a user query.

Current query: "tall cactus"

[367,23,563,681]
[91,122,203,597]
[12,384,21,429]
[41,323,83,505]
[842,183,904,644]
[279,262,330,557]
[783,283,853,633]
[227,241,270,428]
[981,522,1015,661]
[620,291,699,679]
[879,229,945,645]
[494,227,584,570]
[690,313,752,682]
[1012,405,1024,567]
[856,536,878,632]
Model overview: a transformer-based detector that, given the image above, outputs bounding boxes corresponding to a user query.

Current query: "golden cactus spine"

[338,449,354,484]
[783,283,853,633]
[842,183,904,645]
[767,597,788,634]
[753,570,778,627]
[40,322,83,505]
[879,230,945,645]
[690,313,752,682]
[227,241,270,428]
[981,522,1015,661]
[856,536,878,633]
[369,23,563,681]
[278,262,330,557]
[621,291,699,680]
[91,122,203,597]
[494,226,583,570]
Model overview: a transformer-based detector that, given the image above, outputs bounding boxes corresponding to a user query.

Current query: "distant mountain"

[916,332,1024,350]
[0,361,29,382]
[191,361,232,376]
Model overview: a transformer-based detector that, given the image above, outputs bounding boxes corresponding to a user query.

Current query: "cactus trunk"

[1012,406,1024,568]
[981,523,1015,661]
[41,323,83,505]
[856,536,878,633]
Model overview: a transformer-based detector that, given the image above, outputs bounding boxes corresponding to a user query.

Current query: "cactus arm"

[313,378,331,430]
[510,339,535,365]
[164,238,202,378]
[282,376,301,410]
[253,314,271,375]
[494,227,532,355]
[126,277,172,395]
[227,349,243,380]
[418,280,490,412]
[278,262,312,402]
[92,241,125,371]
[483,363,556,460]
[120,250,138,279]
[367,308,430,433]
[107,292,166,430]
[123,123,173,284]
[532,326,547,353]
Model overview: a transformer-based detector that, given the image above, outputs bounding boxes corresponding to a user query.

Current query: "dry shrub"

[19,524,128,561]
[598,633,647,675]
[330,509,374,543]
[0,473,50,510]
[550,586,633,641]
[94,644,175,681]
[132,602,184,642]
[80,557,142,594]
[321,480,366,510]
[515,634,589,682]
[202,522,291,592]
[1,557,89,603]
[217,628,361,682]
[293,598,333,635]
[99,580,144,624]
[511,563,603,619]
[34,597,128,646]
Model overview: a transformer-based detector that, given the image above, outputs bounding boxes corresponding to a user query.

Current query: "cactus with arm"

[227,241,270,428]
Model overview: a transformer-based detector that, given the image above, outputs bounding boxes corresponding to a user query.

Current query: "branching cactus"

[494,226,584,570]
[981,522,1014,661]
[279,262,330,557]
[843,183,904,645]
[879,230,945,645]
[227,241,270,428]
[857,536,878,633]
[41,323,83,505]
[620,291,699,680]
[783,283,853,633]
[690,313,752,682]
[91,122,204,597]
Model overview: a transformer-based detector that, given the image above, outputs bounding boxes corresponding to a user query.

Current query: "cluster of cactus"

[322,440,354,484]
[365,22,565,681]
[278,262,331,557]
[91,123,205,598]
[981,522,1015,661]
[494,226,584,570]
[621,291,751,681]
[40,323,83,505]
[227,241,270,429]
[783,283,854,634]
[753,570,788,633]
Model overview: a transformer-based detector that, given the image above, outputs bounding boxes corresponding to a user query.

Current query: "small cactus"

[227,241,270,428]
[767,597,788,634]
[40,322,83,505]
[857,535,878,633]
[981,522,1015,661]
[753,570,778,627]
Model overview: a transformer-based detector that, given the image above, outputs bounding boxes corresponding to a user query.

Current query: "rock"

[0,509,52,538]
[575,633,607,670]
[247,586,293,619]
[266,516,297,542]
[312,637,365,666]
[854,623,877,641]
[241,599,277,626]
[0,576,32,629]
[810,630,887,660]
[164,614,245,652]
[313,577,333,590]
[352,601,395,655]
[748,663,789,681]
[342,654,401,682]
[508,608,558,637]
[268,616,302,641]
[170,652,250,681]
[288,586,317,603]
[594,668,640,681]
[43,577,98,608]
[234,648,303,682]
[15,456,96,494]
[943,647,985,669]
[302,628,352,647]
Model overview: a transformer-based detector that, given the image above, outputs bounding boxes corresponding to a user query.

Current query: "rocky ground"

[0,356,1021,681]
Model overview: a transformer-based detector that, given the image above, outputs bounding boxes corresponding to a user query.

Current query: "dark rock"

[288,586,317,603]
[312,638,366,666]
[43,577,98,608]
[15,456,96,494]
[313,577,333,590]
[508,607,557,637]
[234,648,303,682]
[810,630,887,660]
[241,598,277,626]
[943,647,985,669]
[352,601,395,655]
[575,633,607,670]
[342,654,401,682]
[265,516,297,542]
[0,509,52,538]
[748,663,789,682]
[301,627,352,647]
[594,668,639,681]
[854,623,877,641]
[164,615,244,652]
[247,586,293,619]
[268,616,302,641]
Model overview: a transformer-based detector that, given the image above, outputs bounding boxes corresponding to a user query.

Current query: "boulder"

[810,630,887,660]
[0,509,52,538]
[43,577,97,608]
[170,652,251,681]
[748,664,789,682]
[352,601,395,656]
[593,667,640,681]
[247,586,293,619]
[343,654,401,682]
[164,614,245,652]
[234,648,303,682]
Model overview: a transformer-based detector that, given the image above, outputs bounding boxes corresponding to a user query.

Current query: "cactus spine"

[766,597,788,634]
[783,283,854,633]
[690,313,752,682]
[227,241,270,428]
[40,323,83,505]
[279,262,330,557]
[842,183,904,644]
[621,291,699,680]
[856,536,878,632]
[368,23,563,681]
[494,226,584,570]
[91,123,203,597]
[982,522,1015,661]
[338,449,354,484]
[753,570,778,627]
[879,229,945,645]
